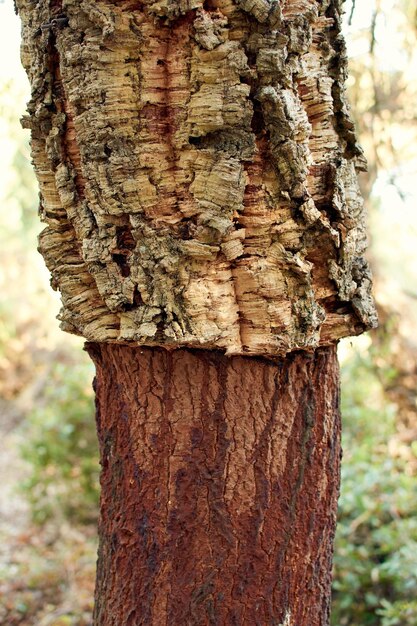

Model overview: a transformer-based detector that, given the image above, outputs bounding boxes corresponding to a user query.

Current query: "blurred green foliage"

[19,358,99,525]
[332,341,417,625]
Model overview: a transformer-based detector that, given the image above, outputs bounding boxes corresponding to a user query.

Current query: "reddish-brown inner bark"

[87,344,341,626]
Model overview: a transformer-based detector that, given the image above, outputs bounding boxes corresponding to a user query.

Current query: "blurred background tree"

[0,0,416,624]
[332,1,417,624]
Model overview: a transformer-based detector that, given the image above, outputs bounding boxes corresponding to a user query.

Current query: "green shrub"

[332,340,417,625]
[20,356,99,524]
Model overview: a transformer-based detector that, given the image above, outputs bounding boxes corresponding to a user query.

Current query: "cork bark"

[88,343,341,626]
[17,0,376,358]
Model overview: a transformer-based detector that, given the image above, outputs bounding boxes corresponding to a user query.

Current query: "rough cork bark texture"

[88,343,341,626]
[17,0,376,357]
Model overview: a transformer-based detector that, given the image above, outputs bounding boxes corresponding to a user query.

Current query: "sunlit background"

[1,1,417,624]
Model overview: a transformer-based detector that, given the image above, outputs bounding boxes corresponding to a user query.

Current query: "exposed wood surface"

[17,0,377,356]
[89,343,341,625]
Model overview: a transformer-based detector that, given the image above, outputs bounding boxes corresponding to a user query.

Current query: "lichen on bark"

[18,0,377,357]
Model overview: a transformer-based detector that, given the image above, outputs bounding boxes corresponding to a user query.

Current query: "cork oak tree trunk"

[17,0,377,623]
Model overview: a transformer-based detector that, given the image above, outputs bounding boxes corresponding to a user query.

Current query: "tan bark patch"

[18,0,377,356]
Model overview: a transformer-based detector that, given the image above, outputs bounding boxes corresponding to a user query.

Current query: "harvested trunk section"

[88,343,341,626]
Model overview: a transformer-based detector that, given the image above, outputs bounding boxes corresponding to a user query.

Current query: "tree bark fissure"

[88,344,341,626]
[18,0,376,358]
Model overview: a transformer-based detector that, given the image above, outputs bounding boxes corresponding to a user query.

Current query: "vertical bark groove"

[88,344,341,626]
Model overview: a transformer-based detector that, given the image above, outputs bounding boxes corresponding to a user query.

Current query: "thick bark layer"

[88,343,341,626]
[18,0,377,357]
